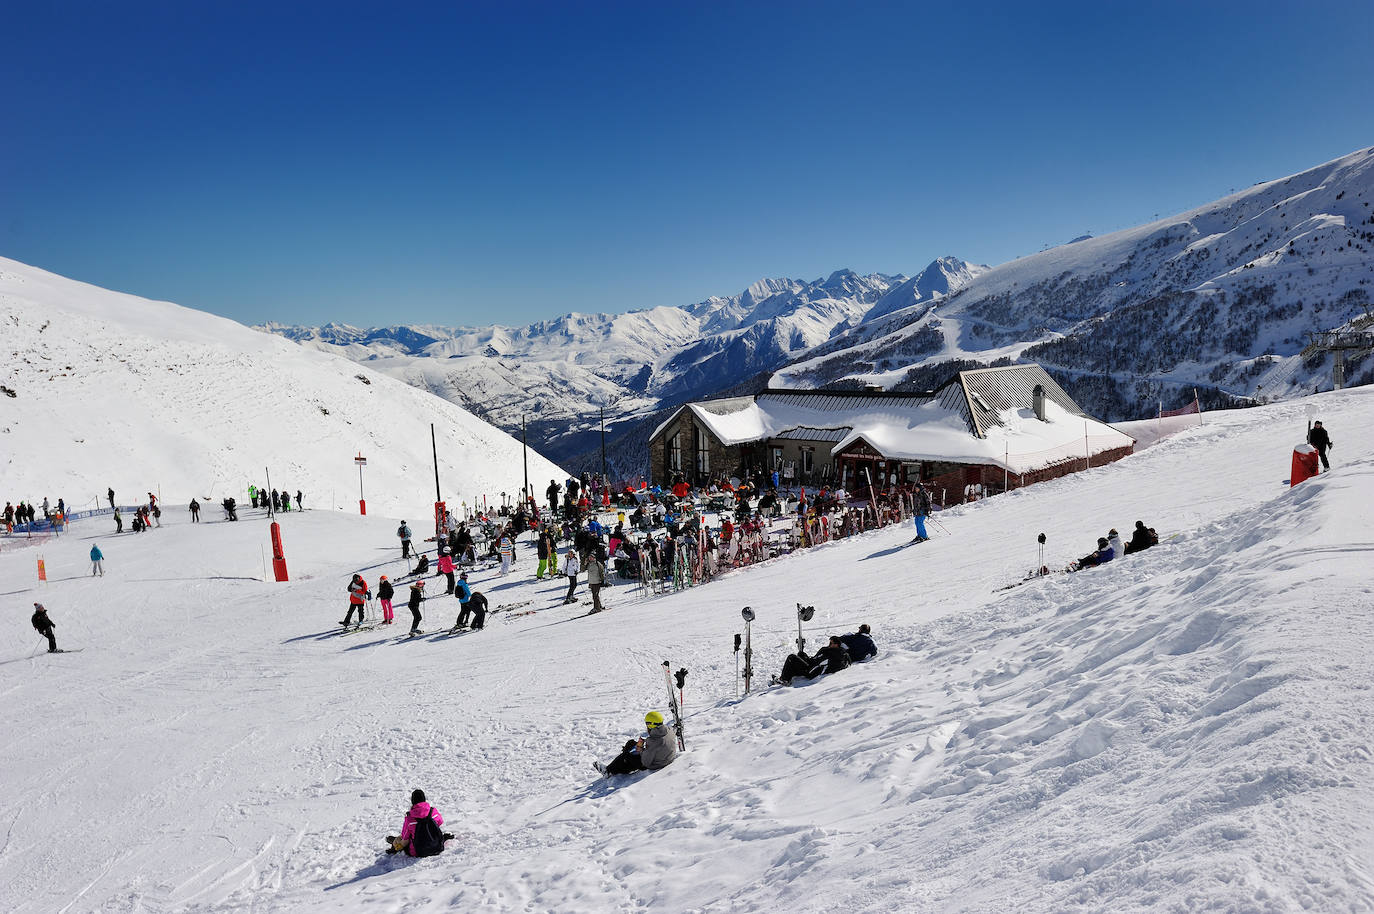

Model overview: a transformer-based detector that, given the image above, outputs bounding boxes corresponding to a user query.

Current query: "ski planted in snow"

[661,660,686,751]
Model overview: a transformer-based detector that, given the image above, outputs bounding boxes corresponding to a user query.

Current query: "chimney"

[1032,384,1046,421]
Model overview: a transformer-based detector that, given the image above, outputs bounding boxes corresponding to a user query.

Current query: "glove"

[366,592,372,600]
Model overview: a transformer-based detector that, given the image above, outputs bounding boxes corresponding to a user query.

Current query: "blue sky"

[3,0,1372,328]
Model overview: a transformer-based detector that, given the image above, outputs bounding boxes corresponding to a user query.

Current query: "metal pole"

[522,416,529,511]
[265,466,274,519]
[431,424,441,503]
[601,406,607,482]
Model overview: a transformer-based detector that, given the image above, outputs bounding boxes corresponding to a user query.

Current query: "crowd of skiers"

[247,485,303,513]
[3,497,67,534]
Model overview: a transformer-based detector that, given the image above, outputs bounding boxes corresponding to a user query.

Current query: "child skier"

[377,575,395,625]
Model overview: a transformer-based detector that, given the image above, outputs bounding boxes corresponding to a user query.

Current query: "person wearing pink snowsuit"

[398,798,443,856]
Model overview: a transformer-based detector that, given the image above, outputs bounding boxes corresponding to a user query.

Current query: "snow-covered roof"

[651,364,1134,475]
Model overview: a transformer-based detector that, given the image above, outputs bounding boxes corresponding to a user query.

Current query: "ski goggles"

[645,721,661,729]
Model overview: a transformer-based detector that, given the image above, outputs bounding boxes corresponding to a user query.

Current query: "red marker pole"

[355,453,368,515]
[270,522,289,582]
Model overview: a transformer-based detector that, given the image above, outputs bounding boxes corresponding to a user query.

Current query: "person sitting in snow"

[1107,528,1124,558]
[385,789,454,856]
[839,624,876,662]
[773,635,851,686]
[1073,536,1115,571]
[595,711,678,777]
[1123,521,1158,555]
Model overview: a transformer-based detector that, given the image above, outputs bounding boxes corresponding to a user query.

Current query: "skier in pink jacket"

[386,789,453,857]
[437,548,456,594]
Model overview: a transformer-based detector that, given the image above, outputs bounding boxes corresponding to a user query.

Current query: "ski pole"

[733,633,741,698]
[1037,532,1046,574]
[741,607,755,694]
[675,667,687,725]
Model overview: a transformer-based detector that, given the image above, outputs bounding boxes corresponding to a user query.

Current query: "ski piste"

[661,661,685,751]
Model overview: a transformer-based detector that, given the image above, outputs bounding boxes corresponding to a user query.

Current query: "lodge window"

[771,446,783,470]
[800,446,814,475]
[669,433,682,471]
[695,427,710,475]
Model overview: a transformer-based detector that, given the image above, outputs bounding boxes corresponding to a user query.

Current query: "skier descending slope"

[31,603,58,653]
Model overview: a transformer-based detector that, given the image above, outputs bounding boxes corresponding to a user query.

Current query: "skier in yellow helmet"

[594,710,678,777]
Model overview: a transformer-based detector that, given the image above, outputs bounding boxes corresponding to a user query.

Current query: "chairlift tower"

[1302,328,1374,390]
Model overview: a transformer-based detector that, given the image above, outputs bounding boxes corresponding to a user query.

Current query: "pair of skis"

[662,660,687,751]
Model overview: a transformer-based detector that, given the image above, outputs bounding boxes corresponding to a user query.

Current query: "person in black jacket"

[1307,420,1333,469]
[407,580,426,634]
[460,590,488,630]
[31,603,57,652]
[839,625,876,662]
[1123,521,1158,555]
[773,636,851,685]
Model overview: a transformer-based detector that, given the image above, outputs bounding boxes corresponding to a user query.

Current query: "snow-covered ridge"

[0,256,564,513]
[777,146,1374,417]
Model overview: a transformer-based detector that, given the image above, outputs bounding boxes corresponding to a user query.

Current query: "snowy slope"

[1,384,1371,912]
[0,257,565,515]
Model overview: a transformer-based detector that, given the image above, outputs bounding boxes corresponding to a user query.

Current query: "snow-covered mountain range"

[0,257,564,516]
[260,258,988,467]
[265,147,1374,473]
[777,147,1374,420]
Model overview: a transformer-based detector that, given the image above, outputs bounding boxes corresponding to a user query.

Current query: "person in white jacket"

[562,547,580,604]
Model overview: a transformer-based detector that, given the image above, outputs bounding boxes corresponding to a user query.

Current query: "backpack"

[411,812,445,857]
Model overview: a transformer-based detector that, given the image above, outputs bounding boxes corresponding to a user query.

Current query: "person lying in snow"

[594,711,678,776]
[772,635,852,685]
[839,624,876,662]
[385,789,454,856]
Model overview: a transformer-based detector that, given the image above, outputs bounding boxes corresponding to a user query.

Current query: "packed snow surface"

[2,386,1372,911]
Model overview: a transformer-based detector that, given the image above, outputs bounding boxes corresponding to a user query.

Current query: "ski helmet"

[644,711,665,727]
